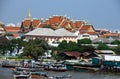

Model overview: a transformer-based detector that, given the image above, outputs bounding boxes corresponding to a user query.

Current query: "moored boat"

[44,63,67,72]
[15,67,44,72]
[2,60,22,68]
[13,71,31,79]
[30,71,48,78]
[47,74,72,79]
[12,66,47,78]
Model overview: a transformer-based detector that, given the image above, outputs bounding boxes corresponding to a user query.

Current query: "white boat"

[15,67,44,72]
[44,63,67,72]
[47,74,72,79]
[13,71,31,79]
[14,74,31,79]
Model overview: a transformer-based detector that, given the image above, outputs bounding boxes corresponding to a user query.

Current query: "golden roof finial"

[27,8,32,20]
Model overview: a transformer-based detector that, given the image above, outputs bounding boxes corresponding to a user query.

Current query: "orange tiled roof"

[49,18,55,24]
[102,33,120,38]
[80,25,96,34]
[59,16,64,23]
[20,15,98,32]
[47,16,63,25]
[69,21,73,26]
[88,32,97,34]
[61,18,73,29]
[54,16,61,23]
[46,20,50,25]
[38,23,47,28]
[46,16,74,30]
[62,22,68,28]
[23,20,31,26]
[32,19,40,26]
[80,25,91,30]
[80,31,96,34]
[5,26,20,32]
[74,21,84,28]
[103,33,119,36]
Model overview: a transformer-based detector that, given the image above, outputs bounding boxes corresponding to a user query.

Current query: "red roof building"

[78,25,98,40]
[73,21,85,30]
[5,26,20,33]
[19,9,99,38]
[80,25,96,34]
[102,33,120,38]
[5,26,20,38]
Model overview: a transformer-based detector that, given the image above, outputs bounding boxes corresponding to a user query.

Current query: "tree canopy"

[113,45,120,55]
[57,40,95,53]
[111,40,120,45]
[97,43,110,50]
[78,38,92,45]
[23,39,49,60]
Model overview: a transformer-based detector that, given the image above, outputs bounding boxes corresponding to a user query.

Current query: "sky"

[0,0,120,31]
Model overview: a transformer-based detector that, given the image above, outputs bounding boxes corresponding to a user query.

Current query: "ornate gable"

[80,25,96,34]
[32,19,41,28]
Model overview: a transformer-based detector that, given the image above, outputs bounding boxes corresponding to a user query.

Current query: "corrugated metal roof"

[25,28,77,37]
[55,28,77,37]
[95,50,114,54]
[25,28,60,37]
[104,55,120,61]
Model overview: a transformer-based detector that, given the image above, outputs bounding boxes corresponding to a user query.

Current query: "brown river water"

[0,67,120,79]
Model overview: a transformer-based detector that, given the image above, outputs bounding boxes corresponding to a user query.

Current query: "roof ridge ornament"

[27,8,32,20]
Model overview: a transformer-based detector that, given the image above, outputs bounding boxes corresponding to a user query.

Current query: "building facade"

[25,28,77,43]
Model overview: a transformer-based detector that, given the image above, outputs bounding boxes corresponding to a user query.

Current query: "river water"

[0,67,120,79]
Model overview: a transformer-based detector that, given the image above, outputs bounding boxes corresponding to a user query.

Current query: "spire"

[27,8,32,20]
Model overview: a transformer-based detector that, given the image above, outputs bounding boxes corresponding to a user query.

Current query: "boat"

[15,67,44,72]
[2,60,22,68]
[47,74,72,79]
[13,67,47,78]
[44,63,67,72]
[13,71,31,79]
[30,71,48,78]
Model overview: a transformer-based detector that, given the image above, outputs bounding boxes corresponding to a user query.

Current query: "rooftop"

[25,28,77,37]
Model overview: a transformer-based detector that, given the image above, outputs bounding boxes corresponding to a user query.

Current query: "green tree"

[77,45,95,53]
[10,38,25,53]
[83,45,95,53]
[23,39,49,59]
[111,40,120,45]
[58,40,68,52]
[113,45,120,55]
[66,41,79,52]
[78,38,92,45]
[0,36,11,55]
[97,43,110,50]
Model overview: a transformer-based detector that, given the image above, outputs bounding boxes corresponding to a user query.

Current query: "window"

[83,35,89,37]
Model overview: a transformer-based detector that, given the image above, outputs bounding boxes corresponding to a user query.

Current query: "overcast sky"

[0,0,120,30]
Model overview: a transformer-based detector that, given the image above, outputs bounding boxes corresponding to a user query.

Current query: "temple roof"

[25,28,60,37]
[80,25,97,35]
[25,28,77,37]
[55,28,77,37]
[5,26,20,33]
